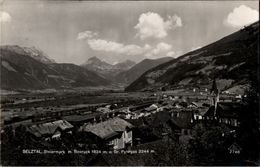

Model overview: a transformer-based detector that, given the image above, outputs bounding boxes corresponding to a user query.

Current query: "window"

[128,131,132,138]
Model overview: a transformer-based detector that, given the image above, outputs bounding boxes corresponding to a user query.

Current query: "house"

[147,109,194,142]
[80,117,134,150]
[177,101,189,108]
[203,102,241,127]
[168,110,194,136]
[96,107,112,113]
[235,94,242,102]
[188,102,199,108]
[129,102,154,112]
[118,107,131,113]
[62,113,101,126]
[144,104,159,113]
[26,120,73,140]
[193,107,208,121]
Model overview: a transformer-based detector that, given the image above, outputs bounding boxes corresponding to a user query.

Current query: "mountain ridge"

[114,57,173,84]
[1,45,56,64]
[0,46,110,90]
[125,21,259,93]
[81,56,136,79]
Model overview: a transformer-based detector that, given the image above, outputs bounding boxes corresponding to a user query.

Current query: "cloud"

[135,12,182,39]
[77,30,98,40]
[145,42,174,58]
[165,15,183,28]
[86,37,176,59]
[78,29,177,59]
[150,42,172,55]
[0,11,11,23]
[87,38,151,56]
[77,29,151,56]
[166,51,175,57]
[225,5,259,27]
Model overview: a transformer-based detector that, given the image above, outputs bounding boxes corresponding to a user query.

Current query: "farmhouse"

[26,120,73,140]
[80,117,134,149]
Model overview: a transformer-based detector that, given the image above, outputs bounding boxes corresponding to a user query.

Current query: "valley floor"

[0,89,258,166]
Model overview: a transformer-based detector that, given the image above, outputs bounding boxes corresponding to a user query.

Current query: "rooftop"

[80,117,134,140]
[204,102,242,118]
[26,120,73,138]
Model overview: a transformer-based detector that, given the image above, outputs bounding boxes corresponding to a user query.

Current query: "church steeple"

[210,78,219,116]
[210,77,219,95]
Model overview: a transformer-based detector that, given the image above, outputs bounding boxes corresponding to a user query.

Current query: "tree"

[189,123,231,165]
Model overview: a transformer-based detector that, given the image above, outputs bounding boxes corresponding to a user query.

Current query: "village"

[1,79,251,165]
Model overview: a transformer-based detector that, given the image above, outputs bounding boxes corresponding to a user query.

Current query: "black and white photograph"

[0,0,259,166]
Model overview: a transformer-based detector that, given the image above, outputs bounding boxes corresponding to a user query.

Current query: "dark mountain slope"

[126,22,259,92]
[114,57,173,84]
[1,45,55,64]
[0,46,110,90]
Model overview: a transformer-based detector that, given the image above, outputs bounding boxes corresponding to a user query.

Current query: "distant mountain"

[114,57,173,84]
[83,56,114,70]
[49,63,110,87]
[81,57,136,79]
[0,46,110,90]
[126,22,259,93]
[1,45,56,64]
[114,60,136,70]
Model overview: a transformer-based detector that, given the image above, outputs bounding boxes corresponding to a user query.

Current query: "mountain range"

[0,45,110,90]
[126,21,259,94]
[1,22,257,92]
[0,46,175,90]
[81,57,174,85]
[114,57,173,84]
[81,57,136,79]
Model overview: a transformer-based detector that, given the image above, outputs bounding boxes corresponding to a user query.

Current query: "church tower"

[210,78,219,116]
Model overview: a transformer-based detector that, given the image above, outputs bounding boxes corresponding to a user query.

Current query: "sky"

[0,0,259,65]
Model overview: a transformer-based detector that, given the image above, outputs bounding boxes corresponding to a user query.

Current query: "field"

[0,89,157,127]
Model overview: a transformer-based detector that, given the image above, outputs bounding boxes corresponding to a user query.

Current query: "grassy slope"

[126,22,258,92]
